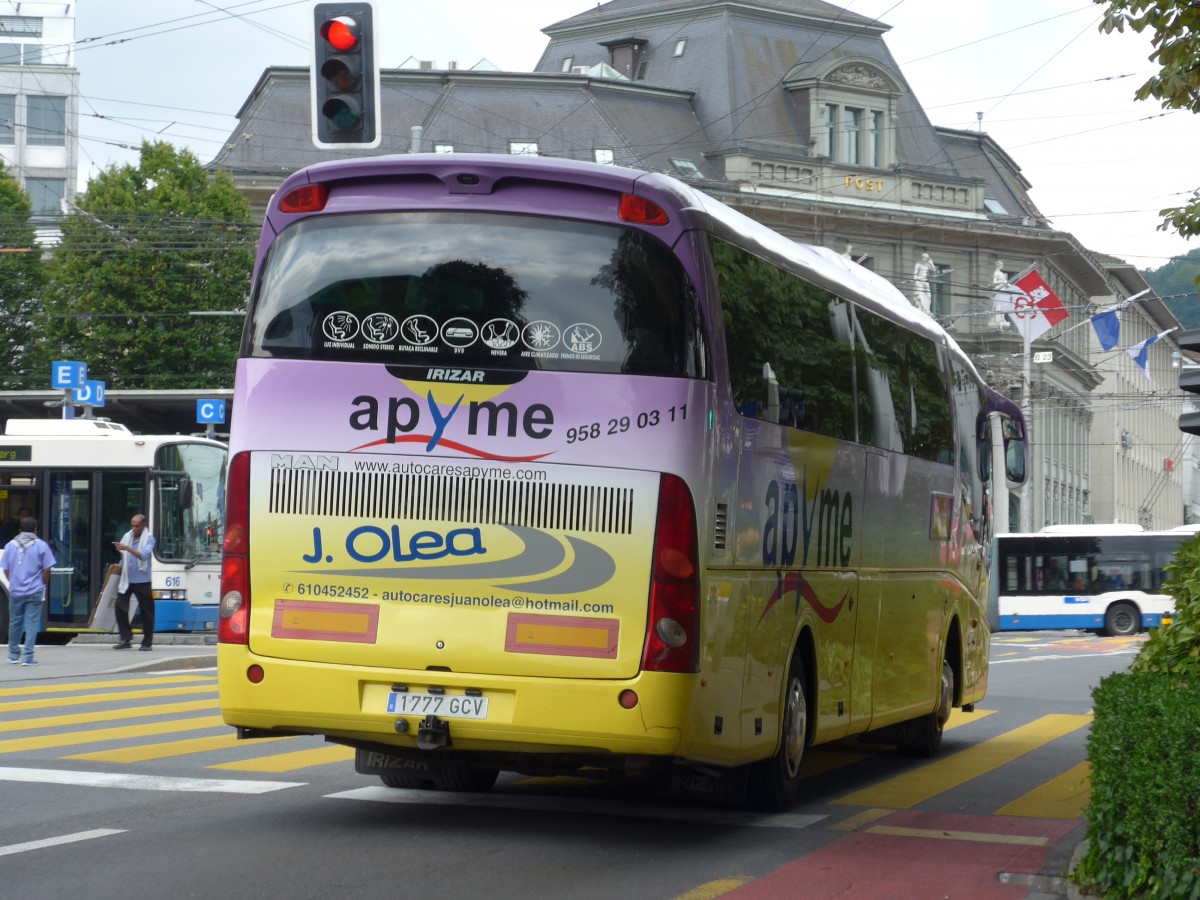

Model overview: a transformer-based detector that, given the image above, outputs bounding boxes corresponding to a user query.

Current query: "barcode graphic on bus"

[267,469,635,534]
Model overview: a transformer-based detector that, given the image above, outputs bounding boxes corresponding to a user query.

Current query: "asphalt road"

[0,631,1141,899]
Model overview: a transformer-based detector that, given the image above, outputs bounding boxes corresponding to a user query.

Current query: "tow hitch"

[417,715,450,750]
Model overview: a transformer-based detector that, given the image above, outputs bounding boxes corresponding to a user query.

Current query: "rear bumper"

[218,645,693,757]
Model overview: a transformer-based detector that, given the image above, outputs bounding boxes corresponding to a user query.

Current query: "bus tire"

[380,774,435,790]
[1104,602,1140,637]
[746,649,809,812]
[434,762,499,793]
[898,659,954,758]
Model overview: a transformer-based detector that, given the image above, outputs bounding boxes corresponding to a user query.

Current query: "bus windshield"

[247,211,707,378]
[154,442,226,565]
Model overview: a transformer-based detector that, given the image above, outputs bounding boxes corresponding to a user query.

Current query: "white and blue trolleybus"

[0,418,227,636]
[991,524,1199,635]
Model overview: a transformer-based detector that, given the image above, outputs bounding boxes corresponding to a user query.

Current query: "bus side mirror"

[1005,438,1026,484]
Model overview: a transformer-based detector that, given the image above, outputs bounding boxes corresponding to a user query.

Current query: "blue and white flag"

[1090,309,1121,351]
[1090,290,1150,352]
[1125,328,1175,379]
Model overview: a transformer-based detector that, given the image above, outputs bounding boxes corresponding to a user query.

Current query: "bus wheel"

[746,652,809,812]
[380,774,435,790]
[899,660,954,758]
[1105,602,1140,637]
[434,763,499,793]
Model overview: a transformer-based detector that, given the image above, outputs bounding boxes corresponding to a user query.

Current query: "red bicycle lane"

[725,810,1079,899]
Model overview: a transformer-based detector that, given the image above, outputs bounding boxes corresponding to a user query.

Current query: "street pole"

[1020,321,1033,532]
[1113,423,1120,524]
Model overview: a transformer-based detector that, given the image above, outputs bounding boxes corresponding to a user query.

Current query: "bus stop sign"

[197,399,227,425]
[73,380,106,407]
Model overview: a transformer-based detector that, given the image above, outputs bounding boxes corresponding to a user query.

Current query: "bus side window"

[1042,559,1066,590]
[856,308,953,463]
[712,236,858,441]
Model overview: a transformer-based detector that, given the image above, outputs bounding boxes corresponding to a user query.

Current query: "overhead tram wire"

[624,2,1158,253]
[52,1,309,165]
[896,3,1102,66]
[193,0,307,49]
[27,1,1185,258]
[845,12,1106,217]
[68,0,309,55]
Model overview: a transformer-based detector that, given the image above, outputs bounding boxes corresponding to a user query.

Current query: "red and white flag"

[992,269,1069,340]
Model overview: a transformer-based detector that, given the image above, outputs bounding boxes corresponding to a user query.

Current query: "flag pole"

[1020,319,1033,532]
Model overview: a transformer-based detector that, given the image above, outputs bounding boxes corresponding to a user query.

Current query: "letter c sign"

[197,399,227,424]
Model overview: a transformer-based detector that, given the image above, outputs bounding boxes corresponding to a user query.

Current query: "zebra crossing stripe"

[0,766,302,794]
[996,761,1091,819]
[833,714,1092,809]
[0,684,215,713]
[0,716,227,753]
[0,829,127,857]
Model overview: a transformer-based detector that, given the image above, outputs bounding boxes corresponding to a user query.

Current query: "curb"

[106,655,217,674]
[1066,839,1099,900]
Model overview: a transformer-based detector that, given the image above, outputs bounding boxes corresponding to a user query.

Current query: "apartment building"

[0,1,79,228]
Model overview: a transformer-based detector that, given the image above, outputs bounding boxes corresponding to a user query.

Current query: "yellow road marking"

[0,675,214,698]
[0,700,219,734]
[946,707,996,730]
[0,684,215,713]
[865,824,1047,846]
[66,732,291,763]
[831,807,893,831]
[833,714,1092,809]
[207,744,354,773]
[0,716,227,754]
[672,878,754,900]
[802,709,994,777]
[996,761,1091,820]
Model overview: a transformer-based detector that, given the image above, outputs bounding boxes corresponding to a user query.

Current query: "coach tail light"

[642,474,700,673]
[219,451,251,644]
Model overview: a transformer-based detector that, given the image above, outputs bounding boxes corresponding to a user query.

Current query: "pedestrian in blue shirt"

[113,513,157,650]
[2,517,56,666]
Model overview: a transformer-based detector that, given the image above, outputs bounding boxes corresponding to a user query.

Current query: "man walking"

[2,516,56,666]
[113,513,156,651]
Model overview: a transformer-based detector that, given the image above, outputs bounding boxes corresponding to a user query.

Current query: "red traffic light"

[312,2,378,148]
[320,16,359,52]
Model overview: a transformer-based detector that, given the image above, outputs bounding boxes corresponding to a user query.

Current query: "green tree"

[1141,247,1200,328]
[0,160,45,388]
[1098,1,1200,239]
[29,141,256,389]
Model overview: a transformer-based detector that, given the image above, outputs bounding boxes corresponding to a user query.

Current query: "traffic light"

[1178,328,1200,435]
[312,2,380,149]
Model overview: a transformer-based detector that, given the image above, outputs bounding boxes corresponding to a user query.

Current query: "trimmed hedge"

[1073,533,1200,896]
[1074,672,1200,898]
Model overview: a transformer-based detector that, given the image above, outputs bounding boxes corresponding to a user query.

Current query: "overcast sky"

[69,0,1198,270]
